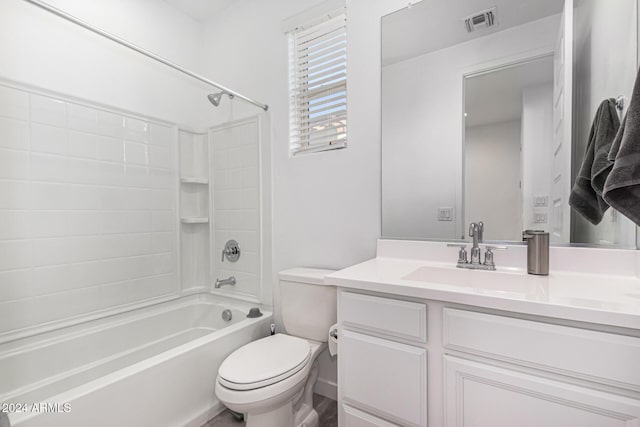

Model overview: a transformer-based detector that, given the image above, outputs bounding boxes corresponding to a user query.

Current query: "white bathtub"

[0,294,272,427]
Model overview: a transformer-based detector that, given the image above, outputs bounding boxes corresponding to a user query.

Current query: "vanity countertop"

[326,241,640,330]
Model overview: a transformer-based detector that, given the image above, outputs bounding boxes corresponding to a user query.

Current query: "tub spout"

[215,276,236,288]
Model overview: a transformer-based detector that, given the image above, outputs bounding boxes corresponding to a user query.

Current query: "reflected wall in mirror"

[381,0,638,248]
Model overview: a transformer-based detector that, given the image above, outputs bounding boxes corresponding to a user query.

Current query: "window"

[287,9,347,155]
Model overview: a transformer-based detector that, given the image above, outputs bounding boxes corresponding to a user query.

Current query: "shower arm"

[22,0,269,111]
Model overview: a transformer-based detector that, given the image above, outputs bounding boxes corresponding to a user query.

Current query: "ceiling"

[382,0,563,66]
[464,55,554,127]
[163,0,235,23]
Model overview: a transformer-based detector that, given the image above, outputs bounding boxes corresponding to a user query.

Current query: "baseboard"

[183,401,225,427]
[314,377,337,401]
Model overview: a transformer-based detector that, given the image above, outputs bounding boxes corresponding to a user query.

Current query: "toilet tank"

[279,268,337,342]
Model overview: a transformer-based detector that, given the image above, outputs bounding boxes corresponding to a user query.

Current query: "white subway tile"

[150,123,172,146]
[30,153,67,183]
[148,189,173,210]
[98,136,125,163]
[149,145,171,169]
[67,131,98,159]
[29,182,70,210]
[227,169,243,189]
[0,149,30,180]
[28,211,69,238]
[68,211,102,236]
[30,94,66,127]
[124,117,149,142]
[0,211,30,240]
[97,161,126,186]
[242,188,259,209]
[149,168,172,189]
[151,211,174,232]
[0,181,30,209]
[67,103,98,133]
[31,123,67,155]
[97,111,124,138]
[151,232,173,253]
[0,117,28,150]
[0,85,28,121]
[67,158,101,185]
[125,165,150,188]
[213,149,227,170]
[67,185,102,210]
[123,234,152,257]
[125,141,148,165]
[31,238,72,266]
[0,270,33,302]
[241,166,259,188]
[0,240,33,271]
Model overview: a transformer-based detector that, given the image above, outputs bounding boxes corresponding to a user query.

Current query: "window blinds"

[288,10,347,155]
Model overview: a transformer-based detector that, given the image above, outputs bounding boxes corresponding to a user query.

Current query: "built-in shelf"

[181,217,209,224]
[180,177,209,185]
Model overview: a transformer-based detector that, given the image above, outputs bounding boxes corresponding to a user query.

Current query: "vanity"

[327,240,640,427]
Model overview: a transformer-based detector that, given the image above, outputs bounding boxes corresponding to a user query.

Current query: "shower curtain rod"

[23,0,269,111]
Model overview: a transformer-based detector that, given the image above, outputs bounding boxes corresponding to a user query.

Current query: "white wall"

[522,83,554,232]
[0,0,205,128]
[197,0,418,399]
[572,0,637,246]
[465,120,522,241]
[381,14,560,241]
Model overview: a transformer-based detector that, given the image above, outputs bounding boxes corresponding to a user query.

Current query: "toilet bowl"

[215,268,336,427]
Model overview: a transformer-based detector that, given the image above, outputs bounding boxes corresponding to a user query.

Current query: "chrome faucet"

[468,222,481,265]
[447,222,507,271]
[215,276,236,288]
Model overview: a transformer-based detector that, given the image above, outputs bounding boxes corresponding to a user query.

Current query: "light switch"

[534,196,548,207]
[438,207,453,221]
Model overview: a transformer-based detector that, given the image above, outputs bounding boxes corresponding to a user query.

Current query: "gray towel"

[569,99,620,224]
[603,69,640,226]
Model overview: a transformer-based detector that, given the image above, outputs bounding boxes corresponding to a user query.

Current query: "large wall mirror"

[381,0,639,248]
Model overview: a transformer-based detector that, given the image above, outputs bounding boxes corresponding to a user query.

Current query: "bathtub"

[0,294,272,427]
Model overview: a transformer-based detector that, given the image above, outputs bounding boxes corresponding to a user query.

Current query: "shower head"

[207,91,235,107]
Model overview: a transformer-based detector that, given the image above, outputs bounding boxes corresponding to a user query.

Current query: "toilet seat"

[218,334,311,391]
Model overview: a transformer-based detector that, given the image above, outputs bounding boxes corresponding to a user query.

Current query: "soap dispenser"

[522,230,549,275]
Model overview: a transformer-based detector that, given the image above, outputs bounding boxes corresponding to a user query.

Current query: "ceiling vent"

[463,7,497,33]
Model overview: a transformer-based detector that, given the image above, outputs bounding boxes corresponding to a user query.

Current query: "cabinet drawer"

[339,291,427,342]
[343,404,401,427]
[341,330,427,426]
[445,356,640,427]
[443,308,640,390]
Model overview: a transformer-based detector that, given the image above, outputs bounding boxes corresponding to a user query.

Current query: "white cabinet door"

[343,404,402,427]
[341,329,427,426]
[445,356,640,427]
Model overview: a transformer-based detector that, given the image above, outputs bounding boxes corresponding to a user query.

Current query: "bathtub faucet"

[215,276,237,288]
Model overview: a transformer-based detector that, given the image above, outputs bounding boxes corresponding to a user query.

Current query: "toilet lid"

[218,334,311,391]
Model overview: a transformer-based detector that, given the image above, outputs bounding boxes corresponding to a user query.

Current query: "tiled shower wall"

[0,83,177,339]
[211,119,261,300]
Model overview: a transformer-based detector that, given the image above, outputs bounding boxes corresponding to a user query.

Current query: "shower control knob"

[221,240,240,262]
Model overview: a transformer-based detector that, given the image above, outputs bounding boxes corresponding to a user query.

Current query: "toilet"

[215,268,337,427]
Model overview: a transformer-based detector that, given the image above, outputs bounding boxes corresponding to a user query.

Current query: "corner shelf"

[180,177,209,185]
[181,217,209,224]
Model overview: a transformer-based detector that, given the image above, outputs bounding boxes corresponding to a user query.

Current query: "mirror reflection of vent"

[464,7,497,33]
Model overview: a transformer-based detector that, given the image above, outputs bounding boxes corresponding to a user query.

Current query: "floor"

[202,394,338,427]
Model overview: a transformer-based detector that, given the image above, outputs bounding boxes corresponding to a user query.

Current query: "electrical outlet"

[534,213,548,224]
[438,207,453,221]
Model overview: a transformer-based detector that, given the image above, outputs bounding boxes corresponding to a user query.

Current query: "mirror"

[381,0,638,247]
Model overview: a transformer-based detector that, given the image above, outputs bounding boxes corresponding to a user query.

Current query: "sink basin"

[402,265,546,295]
